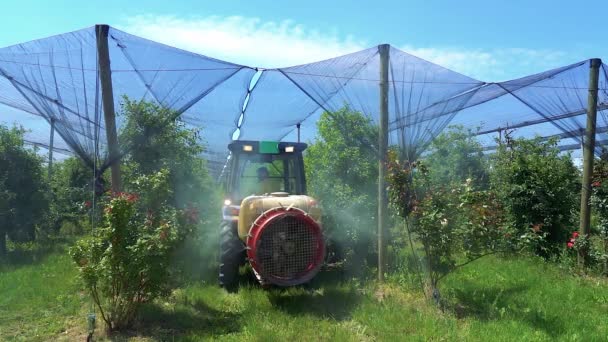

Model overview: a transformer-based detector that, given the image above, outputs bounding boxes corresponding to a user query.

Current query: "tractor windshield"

[233,153,301,199]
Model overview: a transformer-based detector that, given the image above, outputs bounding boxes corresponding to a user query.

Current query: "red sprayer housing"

[246,207,325,286]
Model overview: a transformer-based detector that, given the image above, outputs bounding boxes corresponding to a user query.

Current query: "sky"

[1,0,607,81]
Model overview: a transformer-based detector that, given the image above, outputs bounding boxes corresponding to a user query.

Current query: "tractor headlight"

[285,146,295,153]
[243,145,253,152]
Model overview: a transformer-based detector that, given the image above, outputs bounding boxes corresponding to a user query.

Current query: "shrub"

[47,157,95,235]
[387,153,539,304]
[490,135,579,258]
[305,107,378,275]
[119,98,218,283]
[0,125,49,256]
[119,97,214,210]
[423,125,489,188]
[562,231,607,275]
[70,170,198,331]
[579,155,608,274]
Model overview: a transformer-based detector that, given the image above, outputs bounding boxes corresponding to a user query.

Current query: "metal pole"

[48,119,55,180]
[579,58,602,266]
[96,24,122,193]
[378,44,390,282]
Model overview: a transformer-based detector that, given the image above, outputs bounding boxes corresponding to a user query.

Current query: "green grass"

[1,250,607,341]
[441,256,608,341]
[0,248,87,341]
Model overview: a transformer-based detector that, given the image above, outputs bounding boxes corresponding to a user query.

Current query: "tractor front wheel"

[219,221,244,292]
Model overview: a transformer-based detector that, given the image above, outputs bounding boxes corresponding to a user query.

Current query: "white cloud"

[400,46,568,81]
[120,14,569,81]
[120,15,367,69]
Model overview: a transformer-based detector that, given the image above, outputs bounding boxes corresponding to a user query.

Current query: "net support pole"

[378,44,390,282]
[48,118,55,180]
[297,123,301,143]
[579,58,602,266]
[96,24,122,193]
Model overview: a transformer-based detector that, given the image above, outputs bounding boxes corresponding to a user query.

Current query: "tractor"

[219,140,325,290]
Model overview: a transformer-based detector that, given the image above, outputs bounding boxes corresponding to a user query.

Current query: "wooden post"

[297,123,301,143]
[579,58,602,266]
[378,44,390,282]
[96,24,122,193]
[48,119,55,180]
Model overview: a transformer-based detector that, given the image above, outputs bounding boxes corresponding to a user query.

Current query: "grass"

[441,256,608,340]
[1,248,607,341]
[0,244,88,341]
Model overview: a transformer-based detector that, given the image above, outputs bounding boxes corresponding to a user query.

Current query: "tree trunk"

[0,228,7,256]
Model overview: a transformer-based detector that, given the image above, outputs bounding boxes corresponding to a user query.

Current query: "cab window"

[233,154,298,199]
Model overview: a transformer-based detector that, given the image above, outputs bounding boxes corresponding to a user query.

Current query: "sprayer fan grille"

[256,215,318,280]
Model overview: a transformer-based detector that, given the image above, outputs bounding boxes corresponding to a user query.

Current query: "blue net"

[1,25,606,178]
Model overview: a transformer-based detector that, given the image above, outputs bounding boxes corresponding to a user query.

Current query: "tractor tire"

[219,221,245,292]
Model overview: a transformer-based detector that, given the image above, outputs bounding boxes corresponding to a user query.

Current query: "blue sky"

[1,0,607,80]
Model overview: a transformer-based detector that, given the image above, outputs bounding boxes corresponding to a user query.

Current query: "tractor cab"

[224,140,308,205]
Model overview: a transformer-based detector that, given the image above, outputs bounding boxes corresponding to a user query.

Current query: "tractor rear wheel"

[219,221,244,292]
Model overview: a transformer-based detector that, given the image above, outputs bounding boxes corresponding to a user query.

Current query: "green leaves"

[70,170,198,331]
[305,107,378,271]
[424,125,488,188]
[583,157,608,274]
[0,124,49,253]
[387,143,542,298]
[490,135,580,258]
[386,150,416,219]
[118,98,219,284]
[119,97,216,234]
[47,157,95,234]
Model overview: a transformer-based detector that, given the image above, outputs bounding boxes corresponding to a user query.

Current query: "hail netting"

[1,25,608,176]
[241,46,483,161]
[448,61,608,157]
[0,26,255,177]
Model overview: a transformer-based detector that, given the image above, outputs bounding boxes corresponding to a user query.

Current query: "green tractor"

[219,140,325,290]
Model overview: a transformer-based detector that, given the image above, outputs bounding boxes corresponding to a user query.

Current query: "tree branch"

[91,284,111,330]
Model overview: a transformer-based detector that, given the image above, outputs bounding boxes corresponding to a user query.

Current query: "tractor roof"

[228,140,308,154]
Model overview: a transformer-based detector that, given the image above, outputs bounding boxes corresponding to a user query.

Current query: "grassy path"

[0,252,87,341]
[1,252,606,341]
